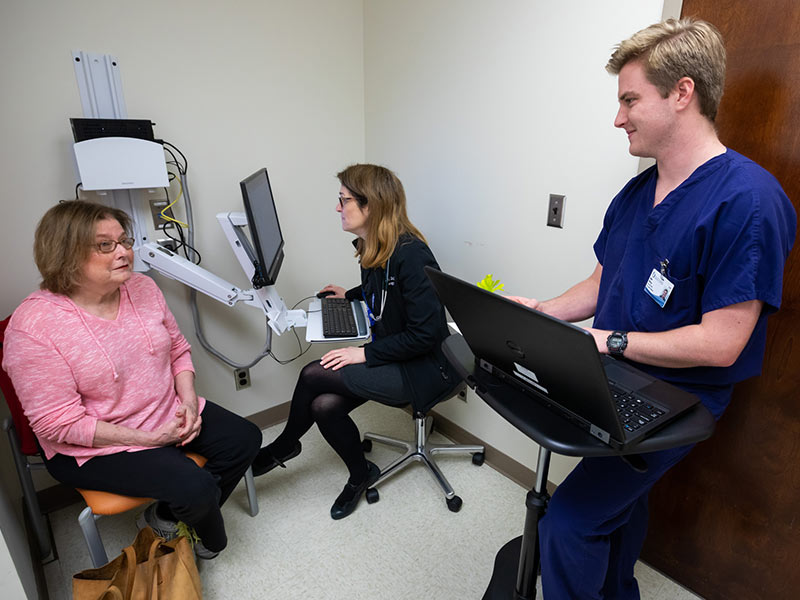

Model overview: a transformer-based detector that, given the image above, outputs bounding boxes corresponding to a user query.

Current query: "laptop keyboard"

[321,298,359,338]
[609,383,666,433]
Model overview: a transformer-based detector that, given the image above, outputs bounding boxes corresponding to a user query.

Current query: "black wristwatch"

[606,331,628,356]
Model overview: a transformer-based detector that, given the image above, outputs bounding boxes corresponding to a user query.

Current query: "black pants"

[42,401,261,552]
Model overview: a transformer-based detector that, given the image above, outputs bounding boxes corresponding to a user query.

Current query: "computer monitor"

[240,168,284,288]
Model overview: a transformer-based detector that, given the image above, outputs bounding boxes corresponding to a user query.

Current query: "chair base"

[78,505,109,567]
[364,414,484,510]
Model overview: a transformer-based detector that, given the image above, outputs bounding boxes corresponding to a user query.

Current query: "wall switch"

[547,194,566,228]
[234,368,251,391]
[149,198,175,231]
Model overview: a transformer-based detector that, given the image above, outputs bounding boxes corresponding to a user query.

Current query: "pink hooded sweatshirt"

[2,273,205,465]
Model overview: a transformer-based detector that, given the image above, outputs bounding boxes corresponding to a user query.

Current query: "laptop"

[425,268,699,450]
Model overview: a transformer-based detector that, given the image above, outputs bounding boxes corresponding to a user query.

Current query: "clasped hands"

[152,400,202,448]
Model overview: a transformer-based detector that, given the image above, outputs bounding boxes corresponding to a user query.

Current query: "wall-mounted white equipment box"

[73,137,169,190]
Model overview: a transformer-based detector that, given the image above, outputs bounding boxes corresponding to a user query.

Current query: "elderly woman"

[252,164,459,520]
[2,200,261,559]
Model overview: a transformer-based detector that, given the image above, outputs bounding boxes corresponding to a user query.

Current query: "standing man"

[509,18,796,599]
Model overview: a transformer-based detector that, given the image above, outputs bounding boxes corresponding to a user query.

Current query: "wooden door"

[641,1,800,598]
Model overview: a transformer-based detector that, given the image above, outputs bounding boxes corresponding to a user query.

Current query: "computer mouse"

[316,290,336,299]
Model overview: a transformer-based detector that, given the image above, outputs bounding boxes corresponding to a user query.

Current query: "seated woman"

[2,200,261,559]
[252,164,459,519]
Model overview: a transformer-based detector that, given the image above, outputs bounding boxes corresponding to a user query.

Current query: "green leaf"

[476,274,504,292]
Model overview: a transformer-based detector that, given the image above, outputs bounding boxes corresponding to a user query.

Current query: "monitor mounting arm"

[136,212,307,335]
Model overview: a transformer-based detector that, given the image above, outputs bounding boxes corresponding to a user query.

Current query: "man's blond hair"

[607,18,726,121]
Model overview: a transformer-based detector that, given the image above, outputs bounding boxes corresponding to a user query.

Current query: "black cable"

[267,325,313,364]
[161,224,189,261]
[163,146,184,174]
[160,224,184,252]
[175,224,190,260]
[174,224,202,264]
[75,182,82,199]
[162,141,188,173]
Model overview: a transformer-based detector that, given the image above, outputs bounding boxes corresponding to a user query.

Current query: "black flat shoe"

[252,441,302,477]
[330,461,381,520]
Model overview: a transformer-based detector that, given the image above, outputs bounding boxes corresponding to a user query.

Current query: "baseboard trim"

[247,402,291,431]
[247,401,555,494]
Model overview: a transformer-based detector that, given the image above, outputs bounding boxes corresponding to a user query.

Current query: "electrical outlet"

[149,198,175,231]
[234,368,251,391]
[547,194,566,228]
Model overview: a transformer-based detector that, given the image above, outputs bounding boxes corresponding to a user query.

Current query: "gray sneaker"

[136,502,178,541]
[194,540,220,560]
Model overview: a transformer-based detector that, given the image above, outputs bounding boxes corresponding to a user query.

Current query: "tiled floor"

[43,402,703,599]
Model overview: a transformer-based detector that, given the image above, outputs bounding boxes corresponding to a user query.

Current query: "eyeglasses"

[338,195,356,208]
[93,237,135,253]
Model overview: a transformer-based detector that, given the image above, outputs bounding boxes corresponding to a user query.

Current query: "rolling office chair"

[1,316,259,567]
[362,381,485,512]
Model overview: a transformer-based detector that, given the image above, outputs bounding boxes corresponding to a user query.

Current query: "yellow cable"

[160,174,188,228]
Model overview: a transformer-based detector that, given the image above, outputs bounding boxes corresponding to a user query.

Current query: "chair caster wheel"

[366,488,379,504]
[472,452,485,466]
[446,495,463,512]
[361,439,373,453]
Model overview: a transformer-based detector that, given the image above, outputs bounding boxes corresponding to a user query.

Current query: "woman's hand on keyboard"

[320,347,366,370]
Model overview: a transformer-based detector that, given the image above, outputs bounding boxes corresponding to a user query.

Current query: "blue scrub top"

[593,149,796,418]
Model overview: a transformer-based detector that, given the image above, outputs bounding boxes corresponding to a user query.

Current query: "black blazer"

[345,234,460,412]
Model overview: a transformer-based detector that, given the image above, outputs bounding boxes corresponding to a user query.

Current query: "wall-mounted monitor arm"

[137,241,250,307]
[134,210,307,335]
[137,238,306,336]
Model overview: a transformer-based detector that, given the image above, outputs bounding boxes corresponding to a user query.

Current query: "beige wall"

[0,1,365,596]
[0,0,682,594]
[0,0,367,416]
[363,0,666,484]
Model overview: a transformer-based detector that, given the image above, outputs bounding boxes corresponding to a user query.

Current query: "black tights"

[270,361,370,483]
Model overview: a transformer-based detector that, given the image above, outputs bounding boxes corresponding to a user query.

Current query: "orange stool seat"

[76,451,207,515]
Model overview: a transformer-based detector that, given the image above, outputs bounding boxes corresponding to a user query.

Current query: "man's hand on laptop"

[505,295,541,311]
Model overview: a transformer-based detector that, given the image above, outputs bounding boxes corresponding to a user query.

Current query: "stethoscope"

[363,258,390,325]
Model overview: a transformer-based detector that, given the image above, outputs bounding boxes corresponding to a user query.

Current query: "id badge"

[644,268,674,308]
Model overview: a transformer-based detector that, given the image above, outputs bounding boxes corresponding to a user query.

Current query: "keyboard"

[321,298,364,338]
[609,383,666,433]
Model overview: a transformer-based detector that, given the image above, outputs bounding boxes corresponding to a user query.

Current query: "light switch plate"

[547,194,565,228]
